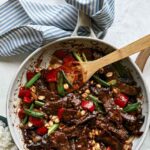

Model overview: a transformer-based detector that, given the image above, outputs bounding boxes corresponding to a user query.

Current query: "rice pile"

[0,120,18,150]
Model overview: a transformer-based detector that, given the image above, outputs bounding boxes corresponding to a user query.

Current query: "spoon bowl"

[80,34,150,83]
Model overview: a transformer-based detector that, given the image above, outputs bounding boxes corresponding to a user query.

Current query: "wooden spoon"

[80,34,150,83]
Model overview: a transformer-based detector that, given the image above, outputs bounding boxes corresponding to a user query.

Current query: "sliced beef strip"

[117,83,140,96]
[65,93,81,107]
[50,131,71,150]
[96,119,129,141]
[62,108,77,123]
[62,126,80,138]
[107,109,123,124]
[76,114,97,125]
[99,93,123,125]
[121,113,137,123]
[43,99,68,115]
[123,114,144,136]
[90,86,110,97]
[74,134,89,150]
[35,79,59,101]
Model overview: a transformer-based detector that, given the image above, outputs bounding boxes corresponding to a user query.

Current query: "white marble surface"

[0,0,150,149]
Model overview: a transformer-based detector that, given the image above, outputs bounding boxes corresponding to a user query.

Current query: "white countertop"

[0,0,150,149]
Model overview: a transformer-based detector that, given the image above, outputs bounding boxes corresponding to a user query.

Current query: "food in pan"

[18,49,144,150]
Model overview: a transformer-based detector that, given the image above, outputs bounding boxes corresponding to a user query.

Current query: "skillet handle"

[135,48,150,72]
[71,11,97,38]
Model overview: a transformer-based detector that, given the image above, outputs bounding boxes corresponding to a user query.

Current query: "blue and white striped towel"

[0,0,114,56]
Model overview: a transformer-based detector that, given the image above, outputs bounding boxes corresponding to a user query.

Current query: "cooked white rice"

[0,120,18,150]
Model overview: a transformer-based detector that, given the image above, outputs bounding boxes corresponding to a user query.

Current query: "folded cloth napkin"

[0,0,114,56]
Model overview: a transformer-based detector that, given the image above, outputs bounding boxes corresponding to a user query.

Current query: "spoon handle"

[136,48,150,72]
[90,34,150,71]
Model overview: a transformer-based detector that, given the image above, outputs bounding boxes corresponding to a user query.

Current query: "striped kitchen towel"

[0,0,114,56]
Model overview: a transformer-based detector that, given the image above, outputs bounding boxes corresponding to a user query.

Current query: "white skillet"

[7,11,150,150]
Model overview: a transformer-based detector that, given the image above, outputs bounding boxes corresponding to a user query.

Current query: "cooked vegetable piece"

[26,71,35,81]
[88,94,102,104]
[48,124,59,135]
[63,54,75,66]
[45,69,59,82]
[25,72,41,88]
[29,117,44,127]
[22,103,34,124]
[57,71,65,96]
[36,126,48,135]
[60,70,73,87]
[81,52,88,62]
[23,97,32,104]
[123,102,140,112]
[18,109,25,119]
[81,100,95,112]
[24,109,44,118]
[93,75,110,87]
[113,62,128,78]
[108,79,117,86]
[72,51,83,62]
[88,94,104,112]
[35,101,45,106]
[18,87,31,98]
[114,93,129,108]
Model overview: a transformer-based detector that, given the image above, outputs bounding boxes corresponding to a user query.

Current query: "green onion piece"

[88,95,102,104]
[22,103,34,124]
[57,71,65,97]
[35,101,45,106]
[123,102,140,112]
[24,109,44,118]
[81,52,87,62]
[72,51,83,62]
[60,70,73,87]
[93,75,110,87]
[48,124,59,135]
[108,79,117,86]
[25,72,41,88]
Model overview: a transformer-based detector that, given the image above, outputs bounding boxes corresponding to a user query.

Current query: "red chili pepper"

[106,147,112,150]
[36,126,48,136]
[18,87,31,98]
[53,50,68,59]
[26,71,35,81]
[29,117,44,127]
[81,100,95,112]
[23,97,32,104]
[114,93,129,108]
[45,69,59,82]
[63,55,75,66]
[57,108,65,119]
[18,109,25,119]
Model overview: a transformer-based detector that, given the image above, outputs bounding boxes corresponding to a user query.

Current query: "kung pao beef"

[18,49,144,150]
